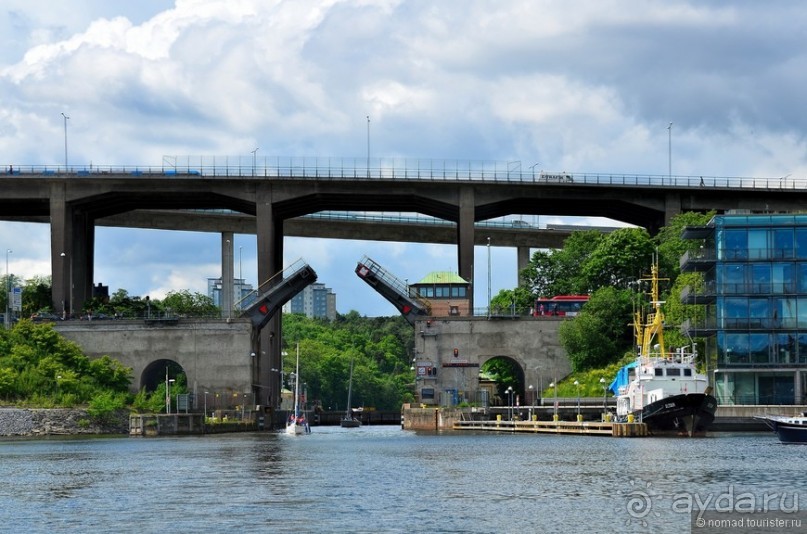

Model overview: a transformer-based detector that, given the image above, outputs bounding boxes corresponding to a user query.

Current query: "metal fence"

[3,156,804,190]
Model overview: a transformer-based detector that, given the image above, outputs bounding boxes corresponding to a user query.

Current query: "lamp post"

[204,390,209,420]
[528,384,534,421]
[600,377,607,411]
[574,380,581,421]
[61,112,70,170]
[59,252,73,318]
[505,386,513,421]
[251,147,259,176]
[487,236,491,318]
[549,381,558,421]
[667,121,672,180]
[165,366,173,414]
[4,249,11,330]
[366,115,370,178]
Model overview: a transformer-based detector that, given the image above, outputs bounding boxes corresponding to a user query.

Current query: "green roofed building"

[410,272,470,317]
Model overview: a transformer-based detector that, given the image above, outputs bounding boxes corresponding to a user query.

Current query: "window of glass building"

[722,229,748,260]
[773,228,794,259]
[796,228,807,259]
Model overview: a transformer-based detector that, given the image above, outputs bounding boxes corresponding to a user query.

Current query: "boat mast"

[294,343,300,418]
[346,358,354,417]
[639,257,667,358]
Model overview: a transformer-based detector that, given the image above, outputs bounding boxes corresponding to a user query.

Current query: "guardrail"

[2,157,803,190]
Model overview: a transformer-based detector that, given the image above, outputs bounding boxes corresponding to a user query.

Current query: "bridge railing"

[3,158,804,190]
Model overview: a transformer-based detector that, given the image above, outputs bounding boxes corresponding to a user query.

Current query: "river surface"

[0,426,804,533]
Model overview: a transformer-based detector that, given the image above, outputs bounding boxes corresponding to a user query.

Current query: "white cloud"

[0,0,806,315]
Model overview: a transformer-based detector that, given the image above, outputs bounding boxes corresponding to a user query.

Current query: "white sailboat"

[285,344,309,435]
[340,357,362,428]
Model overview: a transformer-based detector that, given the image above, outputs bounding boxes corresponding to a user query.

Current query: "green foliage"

[132,387,166,414]
[519,212,712,374]
[0,319,132,406]
[521,230,604,296]
[654,211,715,279]
[480,358,521,395]
[282,313,414,411]
[87,391,128,424]
[22,276,53,317]
[542,357,633,398]
[559,286,635,371]
[161,289,219,317]
[580,228,656,291]
[490,286,534,314]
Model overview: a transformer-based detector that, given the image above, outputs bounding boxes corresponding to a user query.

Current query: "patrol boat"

[612,261,717,436]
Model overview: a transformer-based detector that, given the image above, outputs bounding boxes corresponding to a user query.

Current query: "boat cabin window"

[667,368,681,376]
[683,369,692,377]
[655,369,663,376]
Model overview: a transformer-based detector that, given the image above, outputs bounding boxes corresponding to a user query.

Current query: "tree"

[654,210,716,279]
[521,230,604,297]
[22,276,52,317]
[490,287,534,315]
[559,286,635,371]
[161,290,218,316]
[580,228,655,291]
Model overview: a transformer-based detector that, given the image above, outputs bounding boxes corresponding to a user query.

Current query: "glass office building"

[681,214,807,405]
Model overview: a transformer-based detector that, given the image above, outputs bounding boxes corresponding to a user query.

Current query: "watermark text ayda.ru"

[672,485,799,519]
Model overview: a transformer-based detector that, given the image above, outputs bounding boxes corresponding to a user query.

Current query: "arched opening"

[141,359,185,392]
[141,359,187,414]
[480,356,525,407]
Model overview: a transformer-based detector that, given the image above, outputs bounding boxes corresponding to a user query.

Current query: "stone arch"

[141,358,185,393]
[479,355,526,406]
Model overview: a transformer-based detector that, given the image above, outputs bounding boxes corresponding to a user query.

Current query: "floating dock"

[453,419,648,437]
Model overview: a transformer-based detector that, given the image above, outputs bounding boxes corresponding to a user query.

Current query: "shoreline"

[0,407,128,437]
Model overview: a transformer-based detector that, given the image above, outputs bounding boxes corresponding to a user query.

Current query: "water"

[0,427,804,533]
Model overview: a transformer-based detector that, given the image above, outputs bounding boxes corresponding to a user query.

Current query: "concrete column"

[255,184,284,410]
[663,192,681,227]
[457,186,475,310]
[516,246,531,287]
[50,189,95,318]
[49,185,71,316]
[794,370,802,405]
[74,209,94,314]
[221,232,234,319]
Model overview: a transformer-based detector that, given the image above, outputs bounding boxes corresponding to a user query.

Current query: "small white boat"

[757,413,807,443]
[340,357,362,428]
[285,344,309,435]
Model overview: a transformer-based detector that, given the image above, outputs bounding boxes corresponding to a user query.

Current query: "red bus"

[534,295,589,317]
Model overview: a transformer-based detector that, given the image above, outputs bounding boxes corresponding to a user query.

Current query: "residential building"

[207,278,256,311]
[283,282,337,320]
[681,213,807,405]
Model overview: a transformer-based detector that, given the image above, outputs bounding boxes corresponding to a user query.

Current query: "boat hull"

[761,419,807,443]
[340,417,361,428]
[635,393,717,435]
[285,422,306,435]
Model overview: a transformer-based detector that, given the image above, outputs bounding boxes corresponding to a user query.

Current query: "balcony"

[680,247,716,272]
[680,282,716,305]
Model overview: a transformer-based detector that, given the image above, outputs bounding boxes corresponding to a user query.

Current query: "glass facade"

[683,214,807,405]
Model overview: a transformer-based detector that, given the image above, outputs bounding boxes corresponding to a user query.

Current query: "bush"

[87,391,128,424]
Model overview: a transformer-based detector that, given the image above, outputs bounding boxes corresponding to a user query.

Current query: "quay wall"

[0,407,128,436]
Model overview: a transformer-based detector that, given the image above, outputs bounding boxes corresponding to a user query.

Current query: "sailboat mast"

[346,358,354,416]
[294,343,300,417]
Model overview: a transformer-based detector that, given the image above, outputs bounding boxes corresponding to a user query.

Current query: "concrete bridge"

[2,158,804,409]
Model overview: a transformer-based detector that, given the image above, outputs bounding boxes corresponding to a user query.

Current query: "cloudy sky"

[1,1,805,316]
